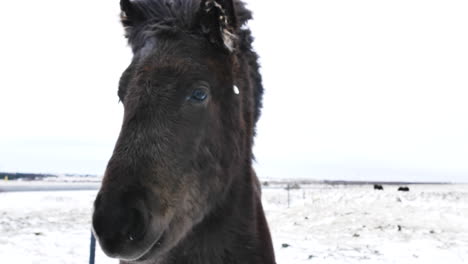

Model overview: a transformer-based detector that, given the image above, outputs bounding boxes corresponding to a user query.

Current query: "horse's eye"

[188,88,208,102]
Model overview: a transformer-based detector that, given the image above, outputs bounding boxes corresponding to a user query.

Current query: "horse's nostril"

[126,208,146,242]
[92,195,149,251]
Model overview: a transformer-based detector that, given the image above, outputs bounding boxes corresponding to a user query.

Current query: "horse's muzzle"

[91,190,161,261]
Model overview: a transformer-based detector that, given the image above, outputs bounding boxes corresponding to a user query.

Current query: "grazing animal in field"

[398,186,410,192]
[91,0,276,263]
[373,184,384,190]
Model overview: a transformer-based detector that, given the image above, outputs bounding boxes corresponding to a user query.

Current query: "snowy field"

[1,183,467,263]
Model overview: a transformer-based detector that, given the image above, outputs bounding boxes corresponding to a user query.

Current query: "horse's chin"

[129,220,193,262]
[118,231,166,262]
[130,231,167,261]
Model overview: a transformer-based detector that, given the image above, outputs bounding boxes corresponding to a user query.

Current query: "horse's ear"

[196,0,238,52]
[120,0,145,37]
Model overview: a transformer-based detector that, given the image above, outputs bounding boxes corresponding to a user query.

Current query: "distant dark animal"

[373,184,384,190]
[91,0,275,264]
[398,186,410,192]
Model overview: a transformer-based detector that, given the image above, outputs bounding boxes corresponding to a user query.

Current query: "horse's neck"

[163,170,275,264]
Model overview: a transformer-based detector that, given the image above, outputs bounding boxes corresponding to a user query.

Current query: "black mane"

[122,0,251,48]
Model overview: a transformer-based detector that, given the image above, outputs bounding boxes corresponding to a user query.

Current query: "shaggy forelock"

[122,0,253,51]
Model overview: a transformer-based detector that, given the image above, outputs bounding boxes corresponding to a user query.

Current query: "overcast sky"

[0,0,467,182]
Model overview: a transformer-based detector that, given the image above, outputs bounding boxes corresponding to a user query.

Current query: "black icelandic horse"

[398,186,410,192]
[373,184,384,190]
[91,0,276,263]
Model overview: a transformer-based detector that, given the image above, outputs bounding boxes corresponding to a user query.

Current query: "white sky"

[0,0,467,182]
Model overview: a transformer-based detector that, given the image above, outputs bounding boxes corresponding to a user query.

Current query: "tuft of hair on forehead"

[121,0,199,30]
[120,0,253,52]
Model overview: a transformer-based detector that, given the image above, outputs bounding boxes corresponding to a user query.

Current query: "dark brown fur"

[91,1,275,263]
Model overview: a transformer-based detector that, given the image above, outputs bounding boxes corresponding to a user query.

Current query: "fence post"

[89,231,96,264]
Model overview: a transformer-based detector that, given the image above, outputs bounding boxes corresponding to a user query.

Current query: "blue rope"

[89,231,96,264]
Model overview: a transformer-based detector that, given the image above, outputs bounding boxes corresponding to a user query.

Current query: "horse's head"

[92,0,260,261]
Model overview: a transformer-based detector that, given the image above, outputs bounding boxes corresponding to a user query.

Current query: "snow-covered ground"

[0,183,467,263]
